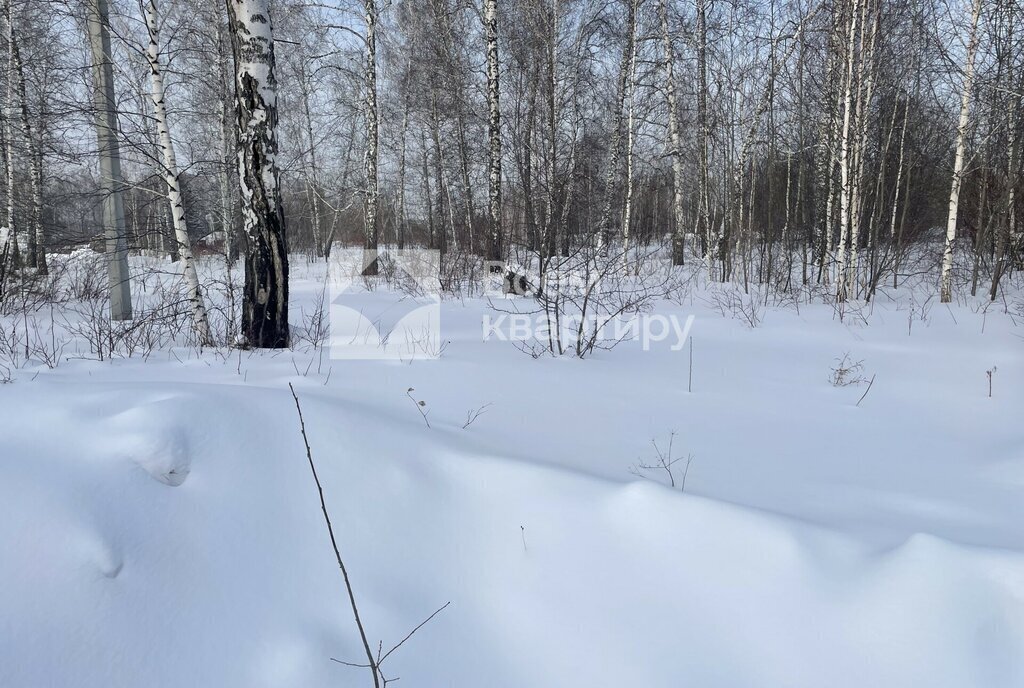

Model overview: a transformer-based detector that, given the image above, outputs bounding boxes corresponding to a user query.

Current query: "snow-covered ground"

[1,252,1023,687]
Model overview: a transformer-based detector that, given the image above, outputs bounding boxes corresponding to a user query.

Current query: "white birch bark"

[940,0,983,303]
[621,0,639,260]
[142,0,212,345]
[397,88,410,251]
[697,0,711,265]
[544,0,558,258]
[661,0,685,265]
[834,0,859,302]
[362,0,379,275]
[484,0,502,261]
[5,5,43,273]
[3,7,16,273]
[597,0,636,252]
[225,0,289,347]
[846,0,879,299]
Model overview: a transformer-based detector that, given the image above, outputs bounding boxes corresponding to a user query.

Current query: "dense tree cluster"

[0,0,1020,345]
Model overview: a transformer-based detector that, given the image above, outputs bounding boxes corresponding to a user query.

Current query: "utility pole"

[86,0,133,321]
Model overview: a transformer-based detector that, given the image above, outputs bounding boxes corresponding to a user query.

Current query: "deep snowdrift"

[1,258,1022,687]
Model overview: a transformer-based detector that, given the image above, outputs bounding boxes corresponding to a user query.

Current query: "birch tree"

[660,0,684,265]
[4,4,17,274]
[141,0,212,345]
[989,0,1019,301]
[363,0,379,275]
[5,2,44,273]
[225,0,289,347]
[940,0,983,303]
[484,0,503,262]
[597,0,637,251]
[696,0,711,265]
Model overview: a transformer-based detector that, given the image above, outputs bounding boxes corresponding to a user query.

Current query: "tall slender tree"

[363,0,380,275]
[141,0,213,345]
[940,0,983,303]
[485,0,503,263]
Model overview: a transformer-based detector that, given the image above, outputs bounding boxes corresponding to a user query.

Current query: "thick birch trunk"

[225,0,289,347]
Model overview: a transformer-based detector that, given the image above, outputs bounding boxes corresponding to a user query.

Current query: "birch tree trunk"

[363,0,380,275]
[397,89,410,251]
[543,0,558,260]
[846,0,879,299]
[661,0,685,265]
[428,86,450,253]
[696,0,711,265]
[4,11,16,274]
[940,0,983,303]
[816,17,840,283]
[620,0,639,260]
[421,130,436,249]
[484,0,503,262]
[887,92,910,284]
[597,0,636,252]
[990,0,1019,300]
[142,0,212,345]
[225,0,289,347]
[834,0,858,302]
[5,6,43,273]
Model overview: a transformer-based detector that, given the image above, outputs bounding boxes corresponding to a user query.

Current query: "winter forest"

[1,0,1023,685]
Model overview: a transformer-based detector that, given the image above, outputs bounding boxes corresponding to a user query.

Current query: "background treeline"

[0,0,1021,302]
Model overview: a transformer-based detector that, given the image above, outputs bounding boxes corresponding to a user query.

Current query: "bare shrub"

[492,243,678,358]
[296,278,330,349]
[629,432,695,492]
[704,283,762,328]
[829,352,868,387]
[60,289,194,361]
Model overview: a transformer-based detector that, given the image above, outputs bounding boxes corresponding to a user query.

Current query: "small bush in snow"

[829,353,868,387]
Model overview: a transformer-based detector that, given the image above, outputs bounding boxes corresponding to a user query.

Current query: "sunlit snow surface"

[1,253,1022,687]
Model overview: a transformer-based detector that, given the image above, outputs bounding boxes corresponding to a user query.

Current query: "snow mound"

[105,399,194,486]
